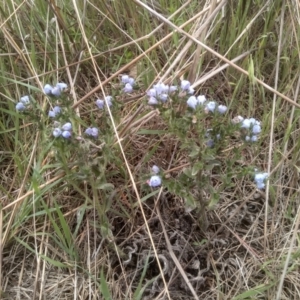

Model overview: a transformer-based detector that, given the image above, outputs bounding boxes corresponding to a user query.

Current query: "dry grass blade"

[133,0,300,109]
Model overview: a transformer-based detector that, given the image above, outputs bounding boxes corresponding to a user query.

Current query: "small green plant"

[15,75,269,232]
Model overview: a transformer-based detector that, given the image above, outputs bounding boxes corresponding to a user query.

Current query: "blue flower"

[187,96,198,109]
[96,96,112,109]
[217,105,227,114]
[121,75,135,86]
[48,106,61,118]
[20,95,30,104]
[52,128,62,137]
[153,82,169,94]
[252,124,261,135]
[181,80,191,91]
[16,102,26,111]
[44,82,67,97]
[147,88,157,97]
[51,86,61,97]
[53,106,61,114]
[105,96,113,106]
[206,139,215,148]
[187,86,195,94]
[148,175,162,187]
[241,118,260,129]
[96,99,104,109]
[245,135,258,142]
[148,97,158,105]
[158,93,168,102]
[43,84,53,95]
[48,111,56,118]
[254,172,269,189]
[205,101,216,112]
[85,127,99,138]
[123,83,133,93]
[197,95,206,105]
[251,135,258,142]
[56,82,68,91]
[180,80,194,94]
[169,85,178,93]
[62,122,72,131]
[62,130,71,139]
[152,165,160,174]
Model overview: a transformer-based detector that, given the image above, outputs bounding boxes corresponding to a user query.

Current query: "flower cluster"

[254,172,269,189]
[239,117,261,142]
[205,129,221,148]
[85,127,99,138]
[16,95,30,111]
[48,106,61,118]
[121,75,135,93]
[187,95,227,114]
[146,82,177,105]
[96,96,112,109]
[44,82,68,97]
[147,165,162,187]
[52,122,72,138]
[180,80,194,94]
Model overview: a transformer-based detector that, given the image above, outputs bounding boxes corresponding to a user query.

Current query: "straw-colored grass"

[1,0,300,299]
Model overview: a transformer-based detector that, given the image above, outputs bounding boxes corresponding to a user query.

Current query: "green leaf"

[191,161,203,176]
[96,183,115,190]
[231,284,273,300]
[100,269,112,300]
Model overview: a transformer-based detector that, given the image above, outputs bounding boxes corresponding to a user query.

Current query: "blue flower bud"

[197,95,206,105]
[148,97,158,105]
[187,86,195,94]
[53,128,62,137]
[251,135,258,142]
[252,124,261,135]
[181,80,191,91]
[121,75,130,84]
[48,111,56,118]
[53,106,61,114]
[206,139,215,148]
[85,127,99,138]
[254,172,268,189]
[56,82,68,91]
[62,122,72,131]
[158,93,168,102]
[148,175,162,187]
[62,130,71,139]
[169,85,178,93]
[48,106,61,118]
[105,96,113,106]
[123,83,133,93]
[147,88,157,97]
[51,86,61,97]
[127,77,135,85]
[121,75,135,85]
[96,99,104,109]
[43,84,53,95]
[187,96,198,109]
[205,101,216,112]
[20,95,30,104]
[16,102,26,111]
[153,82,168,94]
[217,105,227,114]
[152,165,160,174]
